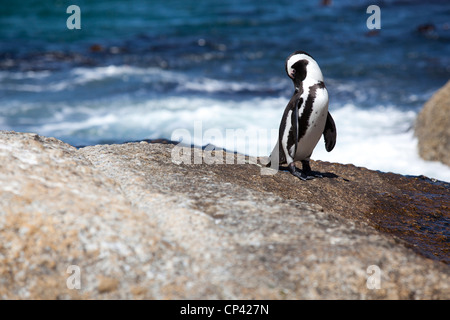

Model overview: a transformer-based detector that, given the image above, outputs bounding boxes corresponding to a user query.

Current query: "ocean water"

[1,0,449,181]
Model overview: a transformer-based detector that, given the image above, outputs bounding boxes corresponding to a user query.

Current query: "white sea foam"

[70,65,153,83]
[0,66,164,92]
[0,65,278,95]
[181,77,265,93]
[0,70,51,80]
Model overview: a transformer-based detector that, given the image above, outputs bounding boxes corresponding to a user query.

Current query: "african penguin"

[268,50,337,180]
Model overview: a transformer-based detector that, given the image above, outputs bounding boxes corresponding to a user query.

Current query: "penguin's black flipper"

[323,111,337,152]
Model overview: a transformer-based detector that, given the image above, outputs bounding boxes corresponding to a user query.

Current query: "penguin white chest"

[294,85,329,161]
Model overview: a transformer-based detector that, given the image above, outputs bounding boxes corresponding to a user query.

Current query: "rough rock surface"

[0,131,449,299]
[415,80,450,166]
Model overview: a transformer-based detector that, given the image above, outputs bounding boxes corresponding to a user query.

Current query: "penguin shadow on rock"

[275,162,339,180]
[267,50,338,181]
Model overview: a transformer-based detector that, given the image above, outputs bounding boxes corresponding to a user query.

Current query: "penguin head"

[285,51,324,88]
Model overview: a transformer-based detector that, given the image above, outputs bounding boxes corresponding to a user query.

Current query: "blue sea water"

[0,0,449,181]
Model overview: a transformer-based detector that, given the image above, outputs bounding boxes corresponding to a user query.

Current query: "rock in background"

[0,131,449,299]
[415,80,450,166]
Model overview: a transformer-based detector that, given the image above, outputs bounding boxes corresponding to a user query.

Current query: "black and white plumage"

[268,51,337,180]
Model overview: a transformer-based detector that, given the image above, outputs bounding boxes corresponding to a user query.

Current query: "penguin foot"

[288,163,314,181]
[300,160,323,180]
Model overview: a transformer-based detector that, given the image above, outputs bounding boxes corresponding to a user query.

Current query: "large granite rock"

[415,80,450,166]
[0,131,449,299]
